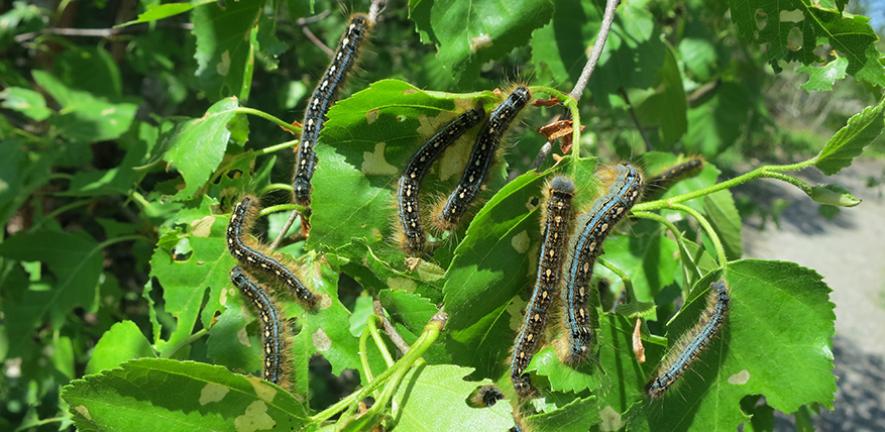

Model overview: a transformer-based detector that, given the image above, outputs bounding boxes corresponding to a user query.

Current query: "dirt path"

[738,158,885,431]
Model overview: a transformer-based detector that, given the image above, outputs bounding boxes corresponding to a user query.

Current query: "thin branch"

[297,12,335,58]
[269,210,301,250]
[368,0,388,24]
[619,87,653,150]
[373,300,411,355]
[14,22,192,43]
[568,0,621,101]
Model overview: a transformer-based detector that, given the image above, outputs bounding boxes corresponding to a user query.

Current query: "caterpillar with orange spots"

[397,108,484,255]
[293,14,372,206]
[646,280,730,398]
[560,163,643,365]
[227,195,319,310]
[435,86,531,231]
[230,266,289,386]
[511,176,575,397]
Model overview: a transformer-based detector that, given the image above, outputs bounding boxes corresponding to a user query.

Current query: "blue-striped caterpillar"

[293,14,372,205]
[227,195,320,310]
[397,108,485,255]
[646,280,730,398]
[643,157,703,201]
[230,266,289,387]
[511,176,575,397]
[560,163,643,365]
[435,86,531,231]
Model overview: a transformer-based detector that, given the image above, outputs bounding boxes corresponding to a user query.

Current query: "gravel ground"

[737,158,885,431]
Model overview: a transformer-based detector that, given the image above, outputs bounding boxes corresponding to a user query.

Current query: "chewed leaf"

[815,98,885,175]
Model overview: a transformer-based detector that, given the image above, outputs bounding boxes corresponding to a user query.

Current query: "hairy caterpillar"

[560,163,643,364]
[511,176,575,396]
[227,195,319,310]
[293,14,372,205]
[435,86,531,230]
[230,266,289,386]
[643,157,703,201]
[467,384,504,408]
[397,108,485,255]
[646,280,730,398]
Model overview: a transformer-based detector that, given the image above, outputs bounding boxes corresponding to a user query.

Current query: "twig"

[14,22,192,43]
[269,210,301,250]
[568,0,621,101]
[368,0,388,24]
[373,300,411,355]
[297,11,335,57]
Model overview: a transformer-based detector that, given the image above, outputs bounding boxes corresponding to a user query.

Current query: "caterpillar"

[646,280,730,398]
[643,157,703,201]
[511,176,575,397]
[467,384,504,408]
[227,195,319,310]
[435,86,531,230]
[397,108,485,255]
[230,266,289,386]
[293,13,372,206]
[561,163,643,365]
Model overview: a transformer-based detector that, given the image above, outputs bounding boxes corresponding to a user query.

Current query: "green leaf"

[0,230,102,353]
[119,1,216,27]
[206,307,262,374]
[393,364,514,431]
[192,0,263,99]
[62,358,308,431]
[798,57,848,92]
[150,198,235,356]
[728,0,884,87]
[85,320,156,374]
[32,70,137,142]
[53,46,123,98]
[629,260,836,431]
[634,45,688,148]
[64,122,157,196]
[0,144,52,229]
[0,86,51,120]
[427,0,554,84]
[442,169,547,330]
[163,97,241,198]
[808,184,861,207]
[683,81,753,156]
[522,396,598,432]
[702,190,743,260]
[815,98,885,175]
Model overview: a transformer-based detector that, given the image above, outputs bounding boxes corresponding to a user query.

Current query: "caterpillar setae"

[293,14,372,205]
[643,157,703,201]
[646,280,730,398]
[227,195,319,310]
[560,163,643,364]
[467,384,504,408]
[511,176,575,397]
[397,108,485,255]
[230,266,289,386]
[435,86,531,230]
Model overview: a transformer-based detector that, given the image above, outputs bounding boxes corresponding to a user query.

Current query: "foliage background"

[0,0,882,431]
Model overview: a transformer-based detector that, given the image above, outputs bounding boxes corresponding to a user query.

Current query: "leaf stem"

[259,203,306,217]
[359,327,376,384]
[669,204,727,269]
[598,257,634,303]
[309,311,446,424]
[162,328,210,358]
[259,183,295,195]
[632,211,702,284]
[257,139,299,155]
[234,107,301,135]
[368,315,395,367]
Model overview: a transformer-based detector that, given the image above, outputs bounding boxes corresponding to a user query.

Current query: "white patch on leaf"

[237,327,251,347]
[361,142,397,175]
[511,231,530,254]
[470,34,493,52]
[599,405,623,431]
[728,369,751,385]
[234,401,275,432]
[313,328,332,352]
[191,215,215,237]
[248,377,278,403]
[386,277,417,292]
[217,51,231,76]
[779,9,804,23]
[199,383,229,405]
[366,109,379,124]
[74,405,92,420]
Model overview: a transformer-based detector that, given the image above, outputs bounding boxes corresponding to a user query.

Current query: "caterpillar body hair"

[292,13,372,205]
[436,86,531,230]
[397,108,485,255]
[467,384,504,407]
[561,163,643,365]
[511,175,575,397]
[646,280,730,398]
[230,266,289,387]
[227,195,319,310]
[643,157,703,201]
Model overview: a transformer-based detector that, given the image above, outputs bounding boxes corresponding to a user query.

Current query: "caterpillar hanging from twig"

[643,157,703,201]
[435,86,531,231]
[396,108,485,255]
[560,163,643,365]
[227,195,320,310]
[646,280,730,398]
[293,14,372,206]
[511,176,575,397]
